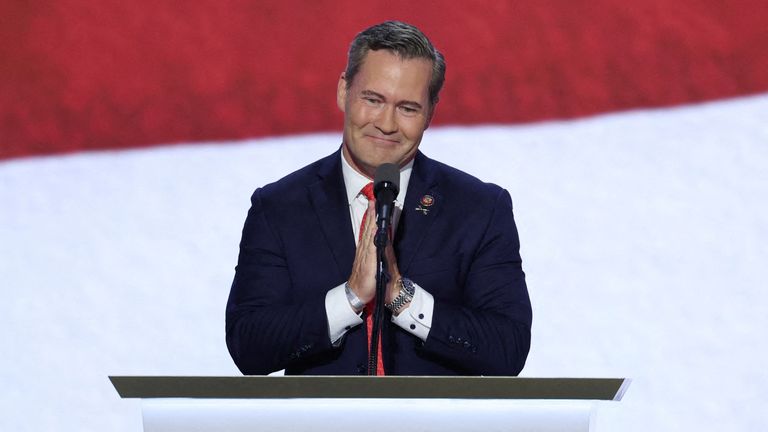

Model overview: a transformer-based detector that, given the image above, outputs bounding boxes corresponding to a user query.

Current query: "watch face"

[401,278,415,296]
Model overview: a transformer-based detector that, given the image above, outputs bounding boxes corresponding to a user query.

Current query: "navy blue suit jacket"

[226,150,531,375]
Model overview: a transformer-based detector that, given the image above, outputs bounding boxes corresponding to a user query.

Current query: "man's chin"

[343,145,415,175]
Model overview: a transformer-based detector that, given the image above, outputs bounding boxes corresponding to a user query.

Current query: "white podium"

[110,376,630,432]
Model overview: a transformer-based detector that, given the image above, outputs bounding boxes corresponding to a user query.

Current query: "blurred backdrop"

[3,0,768,159]
[1,1,767,431]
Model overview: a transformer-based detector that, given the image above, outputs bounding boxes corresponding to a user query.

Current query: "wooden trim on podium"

[109,376,629,401]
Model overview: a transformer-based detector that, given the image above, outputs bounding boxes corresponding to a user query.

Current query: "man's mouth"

[366,135,400,144]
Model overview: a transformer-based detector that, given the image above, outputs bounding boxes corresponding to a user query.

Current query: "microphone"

[369,163,399,375]
[373,163,400,247]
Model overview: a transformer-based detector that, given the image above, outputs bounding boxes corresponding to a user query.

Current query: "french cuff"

[391,283,434,342]
[325,283,364,346]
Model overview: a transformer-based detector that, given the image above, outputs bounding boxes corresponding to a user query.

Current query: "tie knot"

[360,182,375,201]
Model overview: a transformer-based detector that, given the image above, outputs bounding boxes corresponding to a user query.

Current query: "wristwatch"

[385,277,415,313]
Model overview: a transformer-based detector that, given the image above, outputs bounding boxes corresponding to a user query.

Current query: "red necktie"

[359,182,385,375]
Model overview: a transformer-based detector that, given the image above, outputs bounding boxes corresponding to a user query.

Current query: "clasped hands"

[347,200,405,314]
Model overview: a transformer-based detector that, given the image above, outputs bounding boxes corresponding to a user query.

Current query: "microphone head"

[373,163,400,197]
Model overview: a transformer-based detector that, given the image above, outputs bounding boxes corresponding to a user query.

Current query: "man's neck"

[341,145,374,180]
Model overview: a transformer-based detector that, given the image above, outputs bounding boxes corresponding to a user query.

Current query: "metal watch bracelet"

[385,277,415,313]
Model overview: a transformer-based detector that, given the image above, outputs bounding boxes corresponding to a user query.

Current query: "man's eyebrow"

[360,90,384,99]
[399,100,424,110]
[360,90,424,110]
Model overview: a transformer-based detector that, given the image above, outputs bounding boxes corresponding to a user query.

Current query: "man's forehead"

[351,50,432,96]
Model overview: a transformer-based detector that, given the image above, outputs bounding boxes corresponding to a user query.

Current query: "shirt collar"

[341,151,414,205]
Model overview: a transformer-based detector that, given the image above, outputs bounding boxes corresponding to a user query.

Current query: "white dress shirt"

[325,153,435,345]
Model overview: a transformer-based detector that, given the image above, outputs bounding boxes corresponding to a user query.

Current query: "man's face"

[337,49,434,178]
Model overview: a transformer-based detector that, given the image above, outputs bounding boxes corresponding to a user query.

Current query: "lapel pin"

[415,194,434,215]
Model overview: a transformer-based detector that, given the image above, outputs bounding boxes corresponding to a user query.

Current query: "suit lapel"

[308,151,356,280]
[395,152,441,275]
[306,150,442,279]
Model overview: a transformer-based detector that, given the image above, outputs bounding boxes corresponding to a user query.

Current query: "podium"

[110,376,630,432]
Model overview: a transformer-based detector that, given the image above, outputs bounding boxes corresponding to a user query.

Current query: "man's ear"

[337,73,347,112]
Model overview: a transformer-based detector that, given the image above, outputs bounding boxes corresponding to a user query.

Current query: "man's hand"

[347,201,378,306]
[347,201,405,311]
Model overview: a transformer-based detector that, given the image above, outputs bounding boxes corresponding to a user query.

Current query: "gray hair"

[344,21,446,107]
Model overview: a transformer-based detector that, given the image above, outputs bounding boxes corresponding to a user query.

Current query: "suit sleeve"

[419,189,532,375]
[225,189,334,375]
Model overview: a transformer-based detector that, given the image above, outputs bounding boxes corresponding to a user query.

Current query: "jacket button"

[418,313,424,319]
[410,324,416,330]
[356,363,367,374]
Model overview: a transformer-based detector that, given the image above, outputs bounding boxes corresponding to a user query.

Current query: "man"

[226,21,531,376]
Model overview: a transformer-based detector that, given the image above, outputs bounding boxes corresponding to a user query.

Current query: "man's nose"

[374,106,398,134]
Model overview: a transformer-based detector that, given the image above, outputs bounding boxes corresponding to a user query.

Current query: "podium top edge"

[108,376,629,401]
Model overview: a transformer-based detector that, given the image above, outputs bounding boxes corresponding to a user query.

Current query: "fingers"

[349,201,402,305]
[348,201,378,303]
[360,200,376,245]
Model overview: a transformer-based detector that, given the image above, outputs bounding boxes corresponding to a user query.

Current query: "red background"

[2,0,767,160]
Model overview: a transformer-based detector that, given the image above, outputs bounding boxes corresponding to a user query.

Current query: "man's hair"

[344,21,446,107]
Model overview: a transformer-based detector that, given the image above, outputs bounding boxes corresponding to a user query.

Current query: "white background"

[1,93,766,431]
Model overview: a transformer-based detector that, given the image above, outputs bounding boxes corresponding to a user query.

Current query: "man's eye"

[399,106,419,115]
[363,97,381,105]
